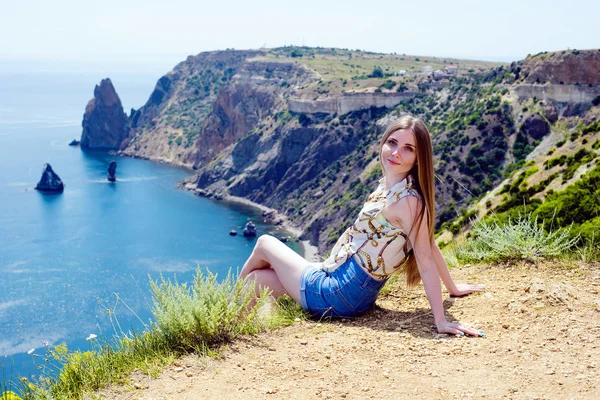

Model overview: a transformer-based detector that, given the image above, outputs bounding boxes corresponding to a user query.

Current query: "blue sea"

[0,60,300,381]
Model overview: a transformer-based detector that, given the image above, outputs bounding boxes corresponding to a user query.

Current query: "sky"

[0,0,598,71]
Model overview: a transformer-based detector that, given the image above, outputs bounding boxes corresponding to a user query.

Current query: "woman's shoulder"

[389,180,421,204]
[386,190,424,223]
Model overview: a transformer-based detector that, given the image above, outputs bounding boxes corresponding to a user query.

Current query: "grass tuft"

[449,213,579,264]
[575,234,600,263]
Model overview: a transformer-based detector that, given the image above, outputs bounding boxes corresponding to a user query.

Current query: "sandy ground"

[97,261,600,400]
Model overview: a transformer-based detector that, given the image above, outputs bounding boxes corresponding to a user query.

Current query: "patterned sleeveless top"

[319,175,420,279]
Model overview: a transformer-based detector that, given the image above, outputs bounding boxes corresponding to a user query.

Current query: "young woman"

[238,115,484,336]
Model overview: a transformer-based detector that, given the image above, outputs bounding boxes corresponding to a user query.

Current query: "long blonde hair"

[379,115,435,287]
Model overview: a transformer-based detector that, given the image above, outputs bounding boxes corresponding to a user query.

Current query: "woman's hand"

[436,320,484,337]
[449,283,485,297]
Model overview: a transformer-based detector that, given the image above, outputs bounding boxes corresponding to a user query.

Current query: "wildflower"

[85,333,97,341]
[27,348,35,355]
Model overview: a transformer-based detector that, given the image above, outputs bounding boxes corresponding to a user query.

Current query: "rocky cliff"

[81,78,129,150]
[35,163,64,192]
[118,51,319,168]
[85,47,600,252]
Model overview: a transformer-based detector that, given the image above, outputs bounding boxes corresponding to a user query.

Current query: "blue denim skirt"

[299,256,386,318]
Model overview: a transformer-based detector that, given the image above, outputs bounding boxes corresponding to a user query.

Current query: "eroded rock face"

[107,161,117,182]
[35,164,64,192]
[118,51,319,168]
[543,104,559,123]
[81,78,129,150]
[520,115,550,140]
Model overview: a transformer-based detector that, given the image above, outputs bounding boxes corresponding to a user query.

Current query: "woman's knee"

[255,234,277,253]
[257,234,276,246]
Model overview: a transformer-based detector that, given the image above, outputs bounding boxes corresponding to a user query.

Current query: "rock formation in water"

[243,221,257,237]
[81,78,129,150]
[35,164,64,192]
[68,139,80,146]
[107,161,117,182]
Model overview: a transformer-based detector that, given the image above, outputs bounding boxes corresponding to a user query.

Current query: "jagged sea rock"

[81,78,129,150]
[68,139,80,146]
[35,164,64,192]
[107,161,117,182]
[243,221,257,237]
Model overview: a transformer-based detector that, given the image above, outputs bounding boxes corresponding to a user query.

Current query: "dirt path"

[98,261,600,399]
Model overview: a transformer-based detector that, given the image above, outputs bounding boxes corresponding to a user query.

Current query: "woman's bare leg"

[246,269,288,297]
[238,235,308,304]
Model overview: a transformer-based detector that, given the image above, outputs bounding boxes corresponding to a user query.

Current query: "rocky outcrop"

[243,221,257,237]
[107,161,117,182]
[68,139,80,146]
[120,53,318,169]
[35,164,64,192]
[184,61,313,169]
[520,115,550,140]
[543,104,558,123]
[519,49,600,85]
[81,78,129,150]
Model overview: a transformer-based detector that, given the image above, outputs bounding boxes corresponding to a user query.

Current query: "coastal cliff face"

[119,51,319,168]
[120,50,262,166]
[183,60,320,169]
[190,107,389,251]
[86,47,600,252]
[81,78,129,150]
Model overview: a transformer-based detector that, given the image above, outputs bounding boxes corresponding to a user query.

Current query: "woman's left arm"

[432,243,484,297]
[389,196,483,336]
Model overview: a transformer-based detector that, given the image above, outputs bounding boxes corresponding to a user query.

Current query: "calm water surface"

[0,66,299,380]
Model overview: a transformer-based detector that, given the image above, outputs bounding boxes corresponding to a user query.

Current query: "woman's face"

[381,129,417,178]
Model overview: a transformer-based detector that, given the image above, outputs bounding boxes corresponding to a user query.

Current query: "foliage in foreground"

[446,213,580,265]
[5,269,306,400]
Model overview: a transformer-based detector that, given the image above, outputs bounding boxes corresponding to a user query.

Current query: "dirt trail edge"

[98,261,600,400]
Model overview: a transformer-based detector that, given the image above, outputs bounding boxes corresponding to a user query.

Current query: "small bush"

[369,66,384,78]
[379,79,396,90]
